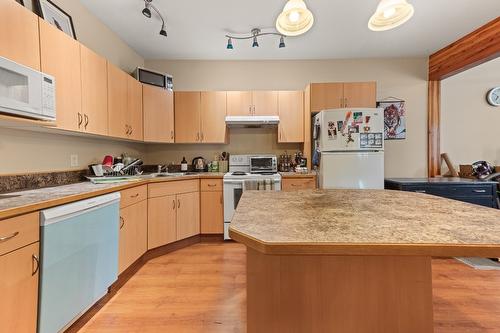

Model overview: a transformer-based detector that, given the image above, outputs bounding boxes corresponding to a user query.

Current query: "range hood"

[225,115,280,128]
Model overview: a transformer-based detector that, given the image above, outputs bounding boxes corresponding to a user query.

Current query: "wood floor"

[77,242,500,333]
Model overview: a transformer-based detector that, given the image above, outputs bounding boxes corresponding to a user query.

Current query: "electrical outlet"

[70,154,79,167]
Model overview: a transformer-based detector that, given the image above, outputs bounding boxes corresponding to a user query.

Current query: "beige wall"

[145,58,429,177]
[441,58,500,171]
[0,128,144,174]
[25,0,144,71]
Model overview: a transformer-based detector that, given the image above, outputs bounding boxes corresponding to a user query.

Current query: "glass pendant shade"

[276,0,314,36]
[368,0,414,31]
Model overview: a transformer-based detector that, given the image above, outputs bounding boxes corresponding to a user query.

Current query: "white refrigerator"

[313,108,384,189]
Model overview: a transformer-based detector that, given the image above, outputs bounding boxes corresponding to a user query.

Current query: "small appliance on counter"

[192,156,207,172]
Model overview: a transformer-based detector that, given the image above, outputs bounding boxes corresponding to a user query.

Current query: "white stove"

[223,155,281,240]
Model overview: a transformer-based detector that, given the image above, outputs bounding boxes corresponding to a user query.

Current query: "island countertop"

[228,189,500,256]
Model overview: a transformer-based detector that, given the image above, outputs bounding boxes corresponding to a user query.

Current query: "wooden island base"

[247,248,434,333]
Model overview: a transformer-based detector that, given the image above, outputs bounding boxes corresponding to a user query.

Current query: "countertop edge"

[229,229,500,257]
[0,174,224,220]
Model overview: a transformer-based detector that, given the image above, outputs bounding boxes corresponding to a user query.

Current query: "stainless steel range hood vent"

[225,116,280,128]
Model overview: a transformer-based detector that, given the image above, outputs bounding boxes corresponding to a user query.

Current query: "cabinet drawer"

[120,185,147,208]
[149,179,199,198]
[200,179,223,192]
[282,178,316,191]
[0,212,39,256]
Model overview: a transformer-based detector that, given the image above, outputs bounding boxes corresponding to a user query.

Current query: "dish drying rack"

[86,164,143,184]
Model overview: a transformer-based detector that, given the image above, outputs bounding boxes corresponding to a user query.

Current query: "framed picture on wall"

[377,99,406,140]
[35,0,77,40]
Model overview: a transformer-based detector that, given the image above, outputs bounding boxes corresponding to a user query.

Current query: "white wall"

[145,58,429,177]
[441,58,500,171]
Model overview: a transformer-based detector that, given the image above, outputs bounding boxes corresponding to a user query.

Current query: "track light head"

[227,37,234,49]
[159,24,167,37]
[279,36,286,48]
[252,36,259,48]
[142,4,151,18]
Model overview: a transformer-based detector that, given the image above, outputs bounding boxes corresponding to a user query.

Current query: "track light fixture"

[141,0,168,38]
[225,28,285,50]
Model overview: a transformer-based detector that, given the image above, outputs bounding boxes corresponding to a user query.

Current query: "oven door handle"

[224,180,245,186]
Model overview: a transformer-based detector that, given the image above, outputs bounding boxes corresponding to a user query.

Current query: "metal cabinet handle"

[201,132,204,142]
[178,199,181,208]
[0,231,19,243]
[249,105,252,115]
[77,113,83,128]
[196,132,200,141]
[252,105,256,115]
[84,114,89,129]
[172,199,176,209]
[32,254,40,276]
[473,189,487,193]
[125,125,129,135]
[208,184,217,187]
[414,190,426,193]
[171,130,174,139]
[119,216,125,229]
[130,193,139,198]
[129,126,133,136]
[291,183,300,187]
[344,98,348,107]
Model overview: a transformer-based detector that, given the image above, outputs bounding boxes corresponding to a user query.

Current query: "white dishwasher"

[38,192,120,333]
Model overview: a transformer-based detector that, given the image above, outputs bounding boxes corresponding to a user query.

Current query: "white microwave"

[0,56,56,121]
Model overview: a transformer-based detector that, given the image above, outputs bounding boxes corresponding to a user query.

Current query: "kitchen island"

[229,190,500,333]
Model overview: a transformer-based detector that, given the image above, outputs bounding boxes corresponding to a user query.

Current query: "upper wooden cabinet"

[127,77,144,141]
[80,45,108,136]
[143,85,174,143]
[227,91,252,116]
[227,91,278,116]
[175,91,227,144]
[175,91,201,143]
[201,91,227,143]
[107,62,143,141]
[278,91,304,143]
[0,0,40,70]
[309,82,376,113]
[253,91,279,116]
[310,83,343,113]
[343,82,377,108]
[39,19,82,131]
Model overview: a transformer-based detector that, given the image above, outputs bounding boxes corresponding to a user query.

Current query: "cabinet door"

[174,91,201,143]
[278,91,304,143]
[310,83,343,113]
[118,200,147,274]
[143,85,174,143]
[0,0,40,70]
[227,91,253,116]
[107,62,128,139]
[282,177,316,191]
[253,91,278,116]
[0,242,39,333]
[176,192,200,240]
[127,77,144,141]
[39,19,82,131]
[343,82,376,108]
[201,91,227,143]
[80,45,108,135]
[148,195,177,249]
[200,191,224,234]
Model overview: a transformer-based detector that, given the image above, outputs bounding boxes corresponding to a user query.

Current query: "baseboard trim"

[64,234,222,332]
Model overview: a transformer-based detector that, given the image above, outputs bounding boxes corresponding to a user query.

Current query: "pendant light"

[368,0,414,31]
[276,0,314,36]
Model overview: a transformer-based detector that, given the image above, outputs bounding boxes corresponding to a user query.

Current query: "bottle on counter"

[181,157,188,171]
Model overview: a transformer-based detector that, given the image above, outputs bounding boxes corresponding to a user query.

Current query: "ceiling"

[80,0,500,60]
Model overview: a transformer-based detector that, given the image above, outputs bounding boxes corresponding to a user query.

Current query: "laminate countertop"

[229,189,500,257]
[0,173,224,220]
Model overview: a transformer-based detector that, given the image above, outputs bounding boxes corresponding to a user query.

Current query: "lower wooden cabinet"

[0,242,39,333]
[200,179,224,234]
[118,200,148,274]
[176,191,200,240]
[147,180,201,249]
[282,176,317,191]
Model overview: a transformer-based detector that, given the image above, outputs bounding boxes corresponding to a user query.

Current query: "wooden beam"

[429,17,500,81]
[428,80,441,177]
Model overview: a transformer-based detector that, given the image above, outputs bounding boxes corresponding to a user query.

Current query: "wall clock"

[486,87,500,107]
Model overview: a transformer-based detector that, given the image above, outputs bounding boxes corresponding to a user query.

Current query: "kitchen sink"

[0,194,21,200]
[148,172,185,178]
